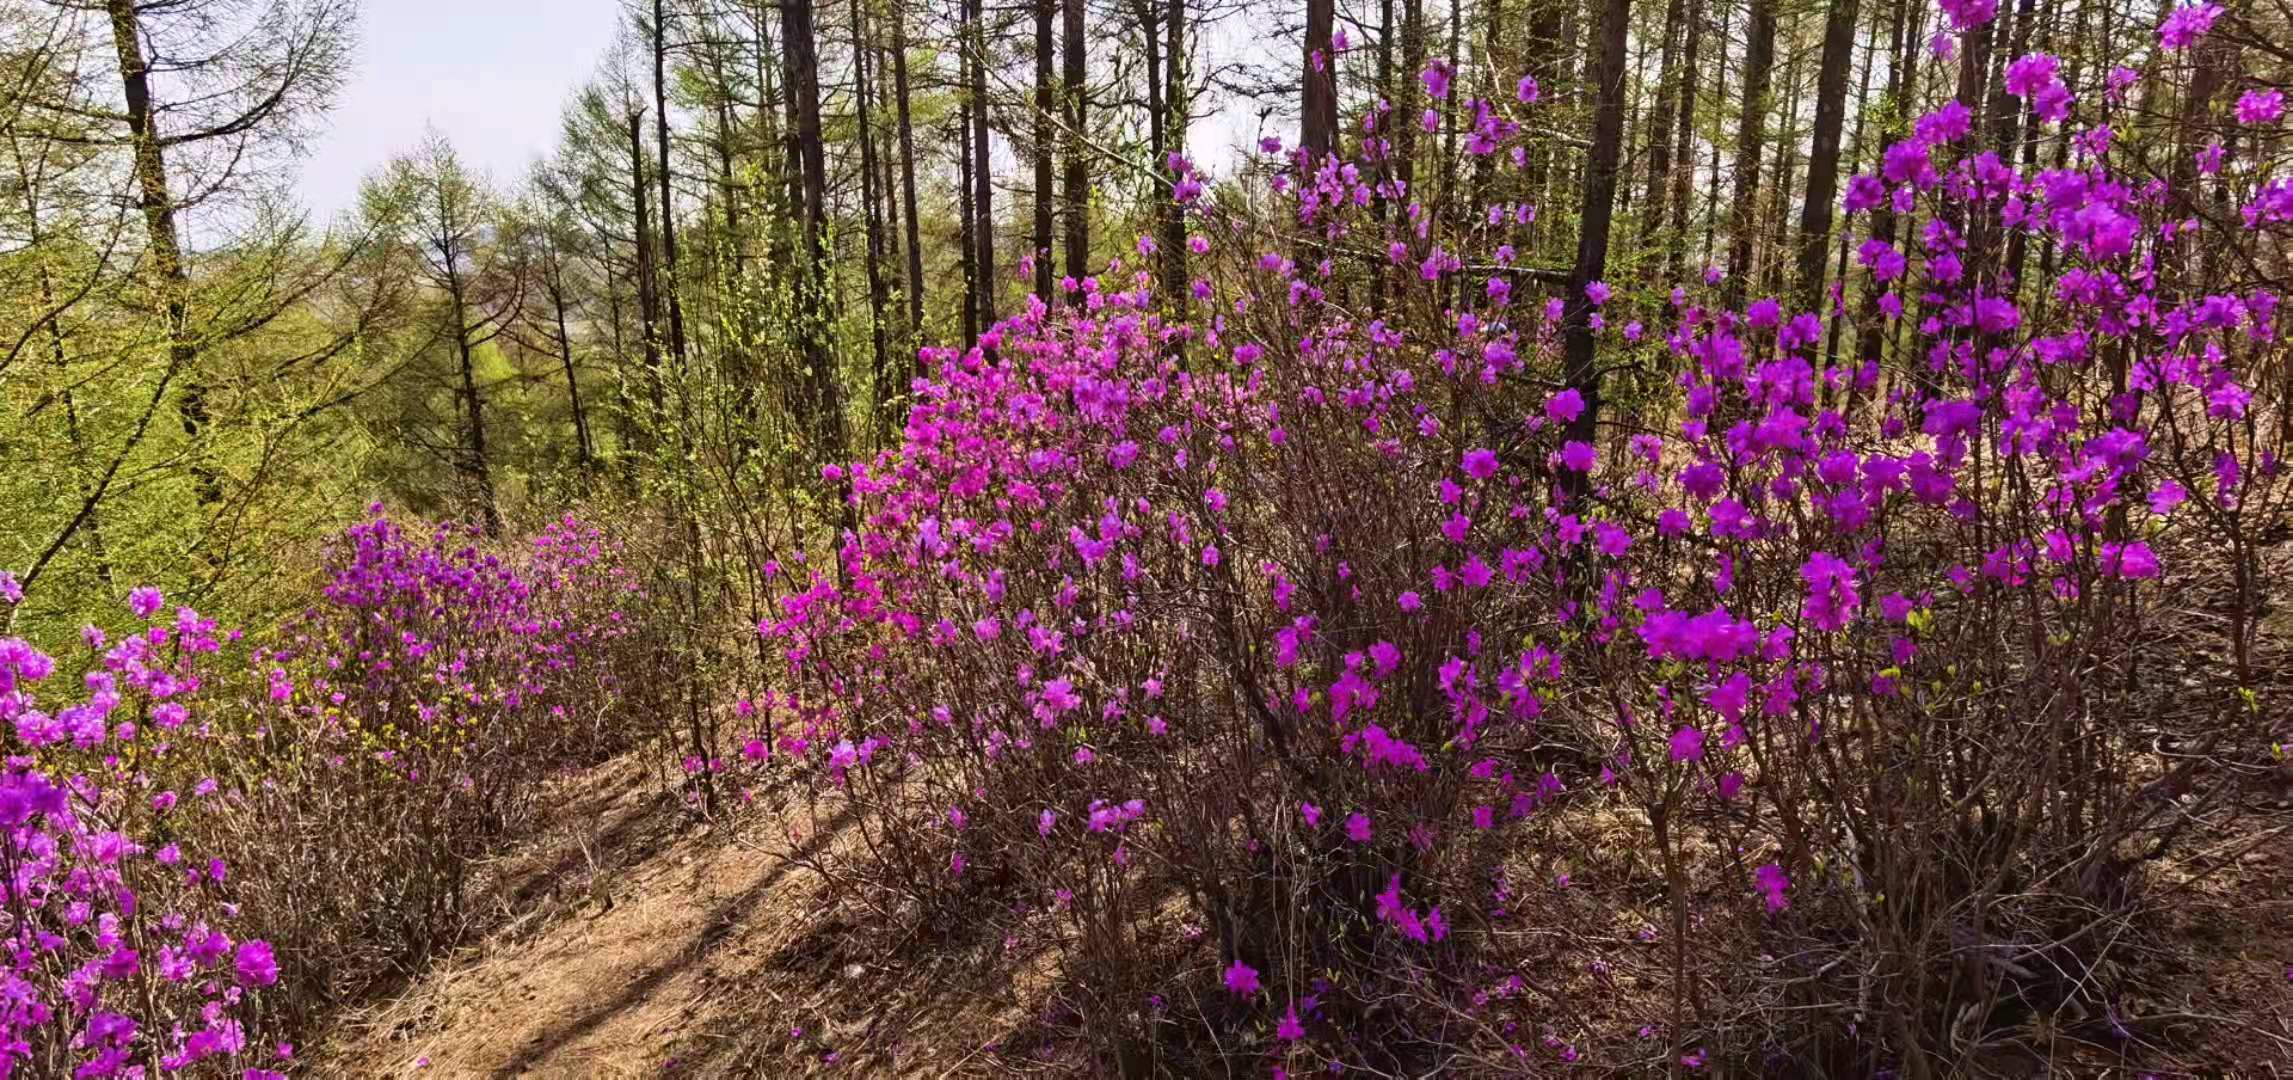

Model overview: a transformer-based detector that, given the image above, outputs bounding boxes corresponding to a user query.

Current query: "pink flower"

[1560,441,1597,472]
[1421,61,1452,100]
[1224,958,1261,995]
[2159,2,2223,49]
[2003,53,2059,98]
[1754,863,1791,912]
[2238,88,2284,125]
[1462,448,1500,481]
[1345,812,1372,843]
[128,586,163,620]
[1938,0,1995,28]
[1668,726,1706,762]
[1276,1003,1306,1040]
[1546,387,1585,424]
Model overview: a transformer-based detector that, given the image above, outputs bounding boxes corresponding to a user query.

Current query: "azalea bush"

[740,3,2288,1074]
[0,590,291,1079]
[0,508,647,1074]
[193,508,649,1015]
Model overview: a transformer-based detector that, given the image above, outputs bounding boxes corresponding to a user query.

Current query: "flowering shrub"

[0,508,645,1072]
[741,4,2288,1072]
[201,509,646,1009]
[0,595,290,1078]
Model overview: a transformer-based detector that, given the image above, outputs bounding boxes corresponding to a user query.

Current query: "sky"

[295,0,630,222]
[292,1,1282,224]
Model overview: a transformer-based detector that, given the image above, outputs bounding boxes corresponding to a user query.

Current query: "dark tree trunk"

[783,0,847,464]
[1034,0,1057,299]
[546,243,594,471]
[1159,0,1187,309]
[969,0,997,325]
[959,104,980,343]
[1796,0,1860,311]
[627,107,664,429]
[1854,0,1920,371]
[1665,0,1703,280]
[893,8,927,342]
[852,0,893,444]
[1561,0,1630,487]
[437,213,501,535]
[652,0,688,370]
[104,0,218,507]
[1724,0,1777,305]
[1638,0,1686,250]
[1062,0,1090,281]
[1302,0,1338,155]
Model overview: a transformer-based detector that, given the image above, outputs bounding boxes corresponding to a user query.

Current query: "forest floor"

[307,751,2293,1079]
[308,544,2293,1078]
[310,757,1041,1078]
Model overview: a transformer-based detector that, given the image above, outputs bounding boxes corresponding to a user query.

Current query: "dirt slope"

[309,764,1038,1078]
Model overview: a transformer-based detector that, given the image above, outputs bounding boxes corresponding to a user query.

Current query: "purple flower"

[1560,441,1597,472]
[1041,678,1080,717]
[1938,0,1996,29]
[1462,448,1500,481]
[234,940,279,987]
[1914,100,1972,144]
[2238,88,2284,125]
[1224,958,1261,995]
[1668,726,1706,762]
[1754,863,1791,912]
[2003,53,2060,98]
[1421,61,1453,100]
[1277,1003,1306,1040]
[128,586,163,620]
[2100,541,2161,580]
[1799,552,1862,631]
[1546,388,1585,424]
[2160,2,2223,49]
[1345,812,1372,843]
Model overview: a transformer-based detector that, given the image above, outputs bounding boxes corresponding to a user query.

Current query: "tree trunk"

[783,0,847,464]
[1034,0,1056,299]
[852,0,894,445]
[1796,0,1860,311]
[628,107,664,432]
[1160,0,1187,309]
[1724,0,1776,305]
[1854,0,1920,374]
[547,245,595,471]
[653,0,688,370]
[439,219,501,535]
[1062,0,1090,282]
[1638,0,1686,251]
[959,103,980,343]
[894,7,927,342]
[1302,0,1338,155]
[1762,38,1803,297]
[1562,0,1630,487]
[1665,0,1703,280]
[104,0,218,507]
[969,0,997,325]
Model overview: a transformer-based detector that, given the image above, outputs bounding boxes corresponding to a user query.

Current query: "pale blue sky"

[297,0,630,221]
